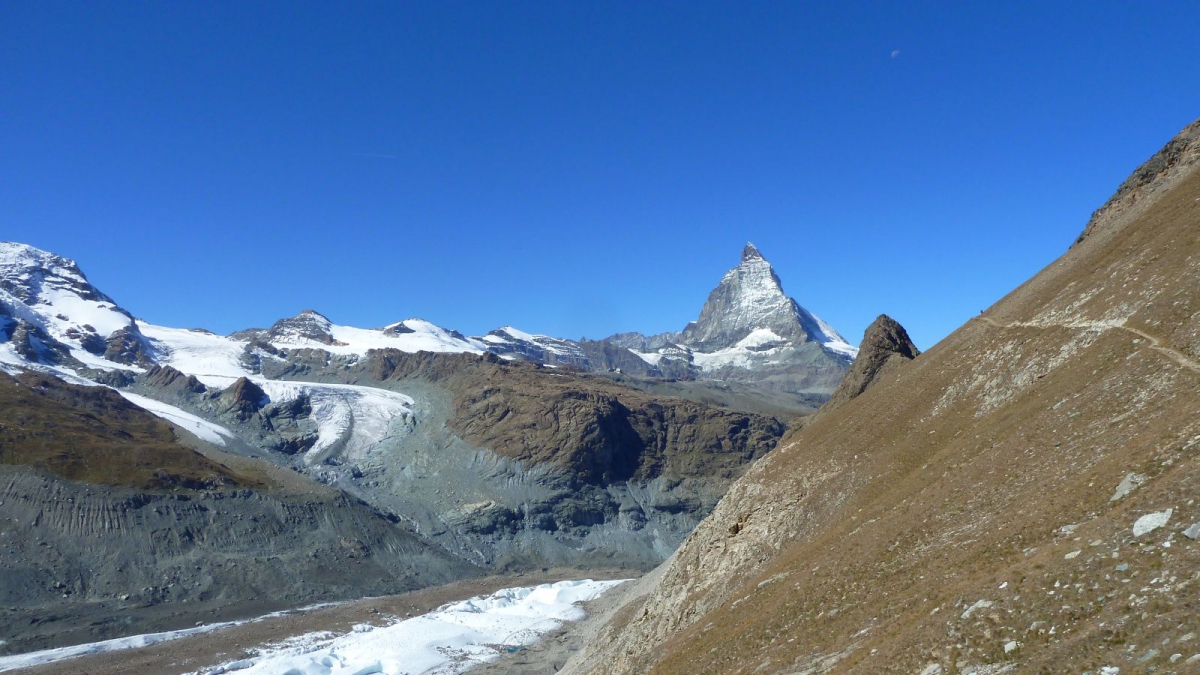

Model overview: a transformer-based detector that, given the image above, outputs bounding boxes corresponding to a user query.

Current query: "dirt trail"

[975,315,1200,374]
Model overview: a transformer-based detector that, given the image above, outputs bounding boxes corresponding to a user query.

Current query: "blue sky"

[3,2,1199,350]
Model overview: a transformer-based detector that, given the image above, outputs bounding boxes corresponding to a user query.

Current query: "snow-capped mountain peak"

[0,242,118,307]
[0,242,149,369]
[619,244,857,394]
[682,243,853,359]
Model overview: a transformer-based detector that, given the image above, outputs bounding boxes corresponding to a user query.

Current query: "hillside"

[0,372,479,656]
[569,119,1200,674]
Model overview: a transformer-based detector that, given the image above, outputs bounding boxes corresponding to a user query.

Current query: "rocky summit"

[607,243,857,397]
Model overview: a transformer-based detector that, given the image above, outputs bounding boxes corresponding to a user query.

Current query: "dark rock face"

[265,310,338,345]
[103,326,153,366]
[1076,118,1200,245]
[64,325,106,354]
[9,319,70,364]
[141,365,207,394]
[603,331,682,352]
[480,328,591,370]
[364,348,784,487]
[219,377,268,419]
[817,314,919,415]
[577,340,662,376]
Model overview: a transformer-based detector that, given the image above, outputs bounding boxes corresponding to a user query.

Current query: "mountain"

[606,244,856,396]
[0,368,477,655]
[0,242,153,368]
[0,240,791,637]
[566,119,1200,673]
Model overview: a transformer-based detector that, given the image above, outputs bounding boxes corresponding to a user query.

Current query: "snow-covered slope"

[138,323,252,382]
[257,310,487,357]
[0,243,428,465]
[475,325,589,367]
[0,242,150,370]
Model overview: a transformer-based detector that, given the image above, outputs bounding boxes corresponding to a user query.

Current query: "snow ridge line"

[975,316,1200,375]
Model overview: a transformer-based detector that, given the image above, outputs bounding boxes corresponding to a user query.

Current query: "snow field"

[195,579,627,675]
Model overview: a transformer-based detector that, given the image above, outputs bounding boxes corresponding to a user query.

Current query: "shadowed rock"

[818,314,919,414]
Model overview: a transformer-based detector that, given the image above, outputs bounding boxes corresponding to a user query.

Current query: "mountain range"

[0,240,854,395]
[8,115,1193,675]
[0,235,873,656]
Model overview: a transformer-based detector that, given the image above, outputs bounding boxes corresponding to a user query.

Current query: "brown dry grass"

[579,127,1200,673]
[0,372,261,491]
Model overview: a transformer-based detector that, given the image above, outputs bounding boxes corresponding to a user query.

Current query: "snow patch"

[118,391,236,446]
[139,322,253,383]
[194,579,627,675]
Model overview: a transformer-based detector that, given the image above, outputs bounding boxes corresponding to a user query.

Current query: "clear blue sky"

[4,2,1199,349]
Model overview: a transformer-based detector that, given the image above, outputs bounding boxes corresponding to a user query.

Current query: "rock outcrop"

[815,313,919,415]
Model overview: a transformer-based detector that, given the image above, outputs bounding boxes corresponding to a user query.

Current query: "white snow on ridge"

[117,391,236,446]
[195,579,627,675]
[139,322,254,383]
[0,243,142,370]
[261,318,486,357]
[811,313,859,359]
[633,350,664,366]
[478,326,583,358]
[691,328,787,371]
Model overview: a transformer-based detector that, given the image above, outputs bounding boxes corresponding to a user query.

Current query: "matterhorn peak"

[741,242,765,263]
[680,244,857,362]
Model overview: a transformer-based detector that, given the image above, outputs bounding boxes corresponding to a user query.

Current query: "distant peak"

[741,242,764,263]
[0,241,75,270]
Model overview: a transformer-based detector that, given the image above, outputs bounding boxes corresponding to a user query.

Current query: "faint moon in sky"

[891,49,901,58]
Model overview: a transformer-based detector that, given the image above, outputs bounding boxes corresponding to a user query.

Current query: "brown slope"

[0,371,258,490]
[572,118,1200,674]
[365,349,785,486]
